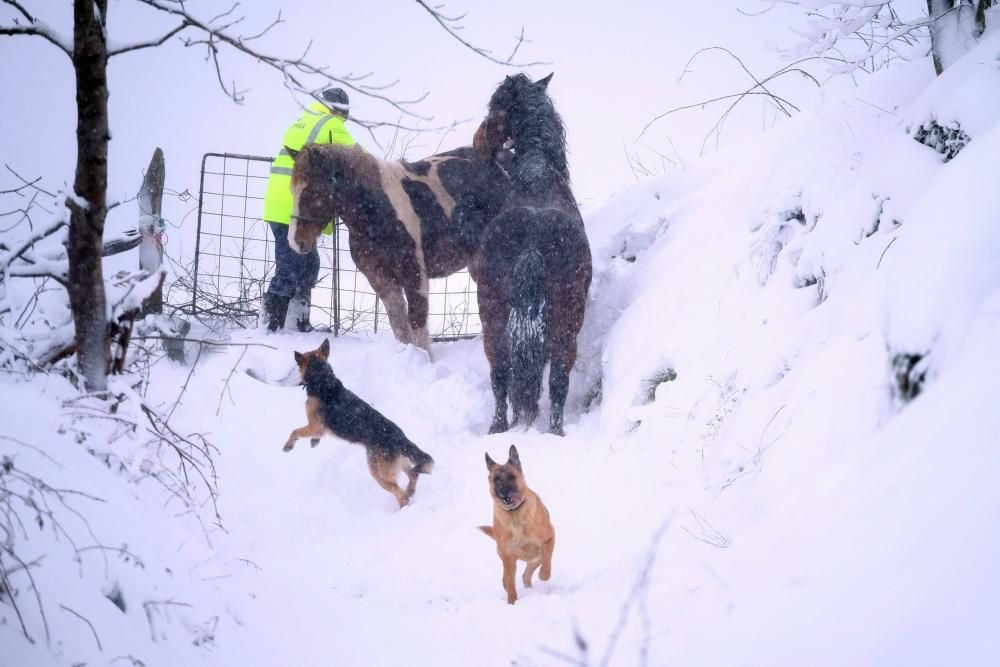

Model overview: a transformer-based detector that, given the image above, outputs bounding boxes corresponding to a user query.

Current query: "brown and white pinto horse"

[471,73,592,436]
[288,143,511,356]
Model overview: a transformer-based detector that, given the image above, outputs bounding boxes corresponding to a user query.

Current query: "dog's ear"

[285,145,300,161]
[535,72,553,90]
[507,444,522,471]
[319,338,330,359]
[294,351,303,364]
[485,452,498,470]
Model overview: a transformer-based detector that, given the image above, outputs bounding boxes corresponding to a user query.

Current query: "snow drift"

[3,24,1000,667]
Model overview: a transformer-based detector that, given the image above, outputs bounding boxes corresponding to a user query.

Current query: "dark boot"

[263,292,290,332]
[294,288,313,332]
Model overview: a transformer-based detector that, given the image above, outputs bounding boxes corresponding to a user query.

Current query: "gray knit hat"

[321,88,350,114]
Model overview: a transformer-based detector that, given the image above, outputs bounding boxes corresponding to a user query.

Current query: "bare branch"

[4,164,56,198]
[637,53,828,153]
[0,215,67,274]
[59,604,103,651]
[3,0,34,22]
[0,176,43,196]
[215,346,248,416]
[107,20,192,57]
[738,1,778,16]
[637,91,802,142]
[678,46,796,117]
[0,1,72,57]
[3,536,52,645]
[772,1,974,74]
[0,552,35,644]
[413,0,551,67]
[133,0,431,120]
[209,2,241,25]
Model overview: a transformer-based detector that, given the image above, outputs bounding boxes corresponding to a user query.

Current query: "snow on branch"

[0,0,73,56]
[769,1,985,74]
[107,267,166,321]
[0,215,67,276]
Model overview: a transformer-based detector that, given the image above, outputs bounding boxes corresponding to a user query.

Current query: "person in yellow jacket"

[262,87,358,331]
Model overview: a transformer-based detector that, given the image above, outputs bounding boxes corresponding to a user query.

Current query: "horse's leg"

[479,283,511,434]
[403,272,433,359]
[351,243,414,344]
[547,272,588,437]
[373,279,413,345]
[547,338,575,437]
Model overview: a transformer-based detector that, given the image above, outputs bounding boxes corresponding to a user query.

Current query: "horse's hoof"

[548,424,565,437]
[310,438,320,448]
[488,422,509,435]
[282,443,294,452]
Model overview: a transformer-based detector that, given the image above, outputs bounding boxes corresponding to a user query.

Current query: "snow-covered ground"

[4,24,1000,667]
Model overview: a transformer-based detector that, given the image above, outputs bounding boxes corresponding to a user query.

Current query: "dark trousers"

[266,222,320,298]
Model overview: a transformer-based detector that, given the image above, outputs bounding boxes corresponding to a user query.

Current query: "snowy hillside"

[4,24,1000,667]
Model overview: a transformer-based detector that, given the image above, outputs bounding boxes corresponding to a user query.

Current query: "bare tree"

[0,0,541,392]
[926,0,992,73]
[772,0,994,75]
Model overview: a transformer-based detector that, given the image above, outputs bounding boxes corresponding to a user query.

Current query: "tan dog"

[479,445,555,604]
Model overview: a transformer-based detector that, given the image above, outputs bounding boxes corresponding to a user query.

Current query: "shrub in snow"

[749,193,817,287]
[639,368,678,405]
[892,351,930,403]
[911,119,971,161]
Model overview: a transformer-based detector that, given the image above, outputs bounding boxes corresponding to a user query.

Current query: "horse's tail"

[508,248,548,429]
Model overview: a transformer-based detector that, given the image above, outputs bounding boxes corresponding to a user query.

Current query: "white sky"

[0,1,814,238]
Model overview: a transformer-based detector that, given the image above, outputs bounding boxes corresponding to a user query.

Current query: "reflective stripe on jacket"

[262,101,358,226]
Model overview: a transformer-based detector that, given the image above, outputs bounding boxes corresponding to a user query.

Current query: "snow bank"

[4,26,1000,667]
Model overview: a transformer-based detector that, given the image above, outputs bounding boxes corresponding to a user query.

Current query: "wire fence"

[171,152,481,339]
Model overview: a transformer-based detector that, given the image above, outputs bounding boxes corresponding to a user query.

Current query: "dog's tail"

[404,442,435,475]
[508,248,548,429]
[478,526,496,540]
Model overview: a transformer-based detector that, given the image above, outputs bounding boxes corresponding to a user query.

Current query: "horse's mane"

[292,143,382,193]
[489,74,569,181]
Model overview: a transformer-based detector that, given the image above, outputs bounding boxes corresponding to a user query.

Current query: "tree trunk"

[69,0,110,392]
[927,0,988,75]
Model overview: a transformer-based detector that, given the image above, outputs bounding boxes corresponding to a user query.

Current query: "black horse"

[471,73,593,436]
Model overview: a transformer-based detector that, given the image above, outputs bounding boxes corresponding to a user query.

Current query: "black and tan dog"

[283,339,434,508]
[479,445,555,604]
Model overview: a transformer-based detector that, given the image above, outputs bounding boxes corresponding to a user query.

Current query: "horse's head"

[476,72,554,159]
[472,117,507,160]
[289,145,340,254]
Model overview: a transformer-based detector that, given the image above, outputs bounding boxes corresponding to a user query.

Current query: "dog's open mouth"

[500,492,525,510]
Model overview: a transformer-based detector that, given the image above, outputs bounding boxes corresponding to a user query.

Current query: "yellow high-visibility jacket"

[262,101,358,226]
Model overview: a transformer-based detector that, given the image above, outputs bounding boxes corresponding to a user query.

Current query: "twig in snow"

[876,236,898,270]
[0,550,34,644]
[60,604,103,651]
[216,346,248,416]
[3,546,51,645]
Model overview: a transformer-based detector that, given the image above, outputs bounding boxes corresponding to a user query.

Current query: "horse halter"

[290,213,326,225]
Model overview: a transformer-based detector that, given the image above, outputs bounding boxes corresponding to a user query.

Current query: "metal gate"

[181,152,481,340]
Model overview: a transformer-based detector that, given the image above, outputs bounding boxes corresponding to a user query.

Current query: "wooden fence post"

[139,147,165,316]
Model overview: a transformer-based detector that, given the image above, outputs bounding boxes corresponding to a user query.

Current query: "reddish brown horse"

[471,73,592,436]
[288,144,511,356]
